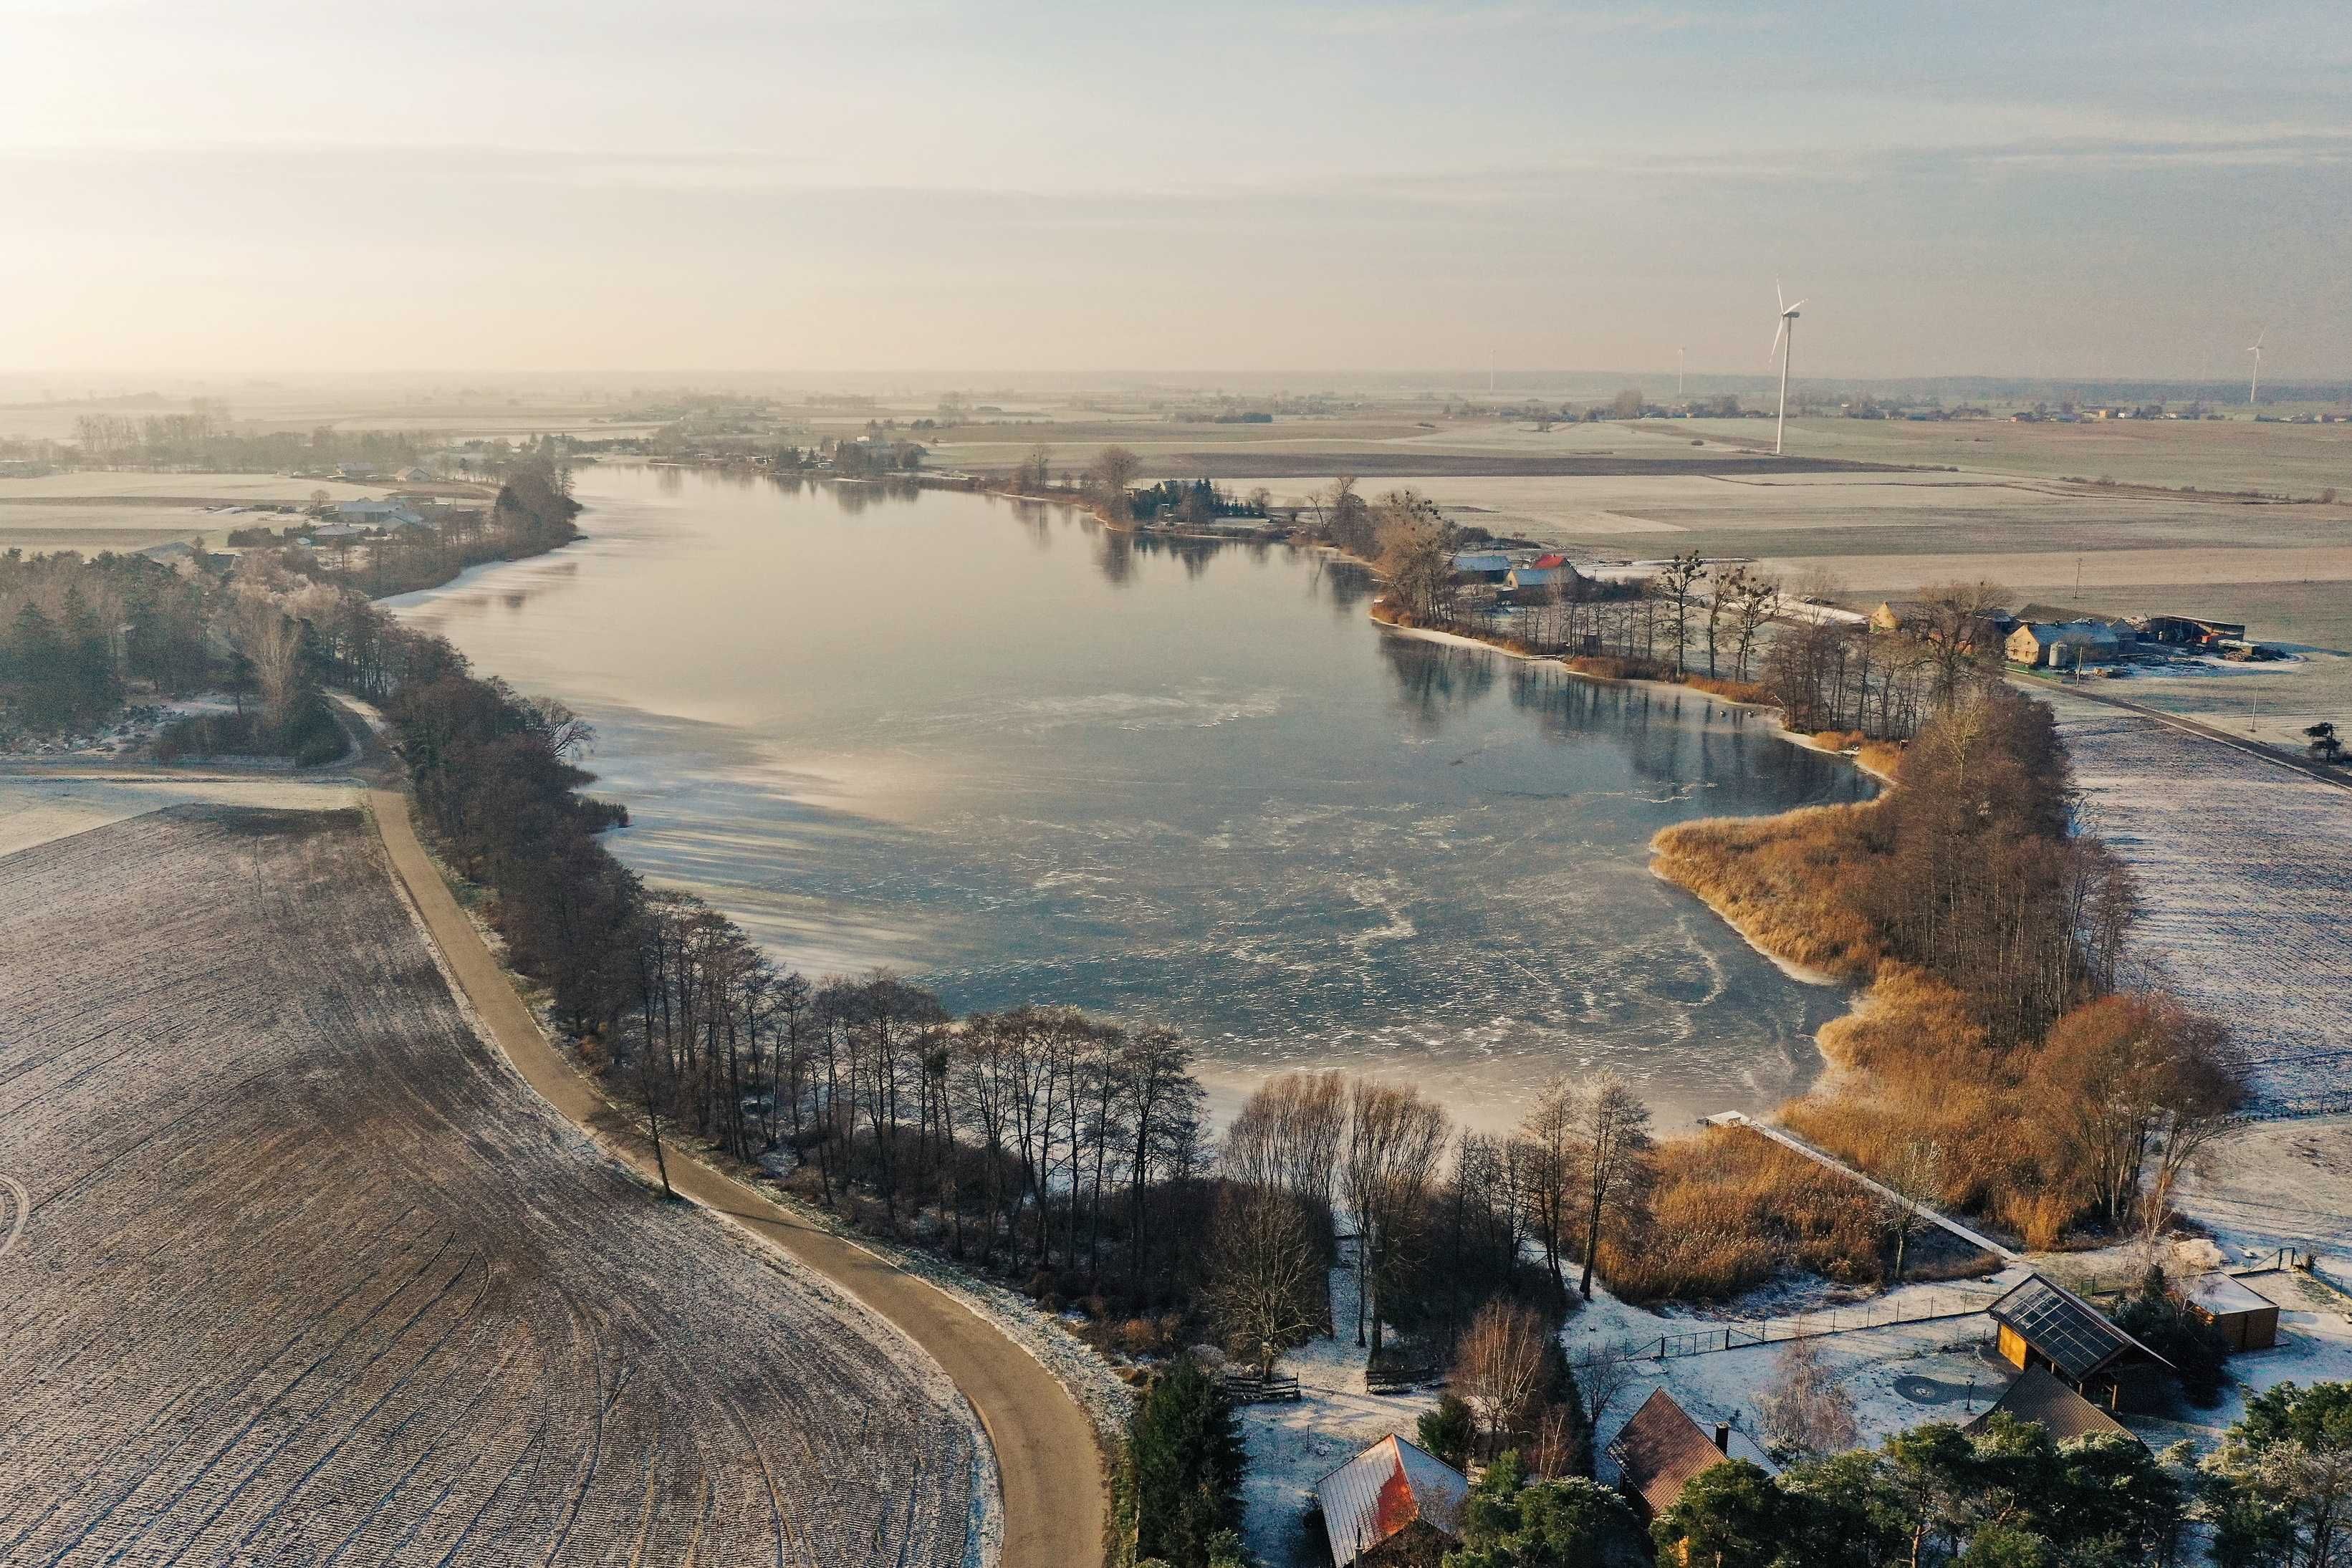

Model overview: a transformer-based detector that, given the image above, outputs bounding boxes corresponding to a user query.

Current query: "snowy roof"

[1315,1434,1468,1567]
[2184,1271,2275,1319]
[1989,1274,2171,1379]
[1451,552,1512,573]
[1964,1366,2133,1445]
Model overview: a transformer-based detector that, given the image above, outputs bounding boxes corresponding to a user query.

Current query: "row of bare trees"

[1204,1069,1658,1382]
[622,893,1216,1299]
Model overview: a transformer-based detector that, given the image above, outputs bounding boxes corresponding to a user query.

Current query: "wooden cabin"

[1989,1274,2173,1411]
[2184,1271,2282,1352]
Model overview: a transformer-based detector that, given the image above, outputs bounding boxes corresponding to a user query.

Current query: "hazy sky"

[7,1,2348,378]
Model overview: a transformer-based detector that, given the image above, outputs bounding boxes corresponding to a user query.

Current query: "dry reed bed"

[1648,765,2088,1267]
[0,805,982,1566]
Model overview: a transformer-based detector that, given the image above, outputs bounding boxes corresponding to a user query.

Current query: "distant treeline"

[0,458,580,749]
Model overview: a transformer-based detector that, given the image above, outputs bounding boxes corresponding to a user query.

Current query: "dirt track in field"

[0,804,989,1566]
[366,787,1109,1568]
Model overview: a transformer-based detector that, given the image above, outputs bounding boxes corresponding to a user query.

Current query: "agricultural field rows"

[0,804,985,1566]
[2048,692,2352,1111]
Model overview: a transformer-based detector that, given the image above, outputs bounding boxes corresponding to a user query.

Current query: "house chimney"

[1713,1422,1731,1454]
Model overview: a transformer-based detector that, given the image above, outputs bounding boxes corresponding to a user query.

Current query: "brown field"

[0,805,983,1565]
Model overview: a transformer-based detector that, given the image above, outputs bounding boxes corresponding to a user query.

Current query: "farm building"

[1962,1366,2136,1446]
[2135,614,2248,647]
[1871,600,2017,647]
[1989,1273,2172,1410]
[2016,603,2134,633]
[2183,1272,2281,1352]
[1315,1435,1469,1567]
[2007,621,2122,668]
[1509,555,1583,592]
[1608,1389,1773,1522]
[335,499,426,529]
[1450,552,1512,582]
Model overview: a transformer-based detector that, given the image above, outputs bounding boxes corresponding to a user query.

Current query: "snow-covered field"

[0,759,362,857]
[0,804,987,1564]
[2045,688,2352,1110]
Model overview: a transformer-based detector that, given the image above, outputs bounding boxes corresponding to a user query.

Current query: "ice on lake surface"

[390,464,1874,1130]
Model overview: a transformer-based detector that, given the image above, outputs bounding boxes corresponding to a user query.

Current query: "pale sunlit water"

[388,464,1871,1131]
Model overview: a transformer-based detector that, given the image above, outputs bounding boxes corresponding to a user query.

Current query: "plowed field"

[0,804,984,1566]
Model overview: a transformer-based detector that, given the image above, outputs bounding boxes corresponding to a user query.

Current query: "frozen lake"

[390,464,1871,1130]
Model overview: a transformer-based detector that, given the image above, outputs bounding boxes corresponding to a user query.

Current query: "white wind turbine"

[2247,330,2265,406]
[1768,281,1806,456]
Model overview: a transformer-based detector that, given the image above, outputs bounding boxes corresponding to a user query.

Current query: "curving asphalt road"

[366,787,1106,1568]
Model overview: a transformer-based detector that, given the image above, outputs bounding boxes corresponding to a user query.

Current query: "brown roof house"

[1989,1273,2172,1411]
[1315,1435,1470,1567]
[1964,1365,2137,1445]
[1607,1389,1775,1522]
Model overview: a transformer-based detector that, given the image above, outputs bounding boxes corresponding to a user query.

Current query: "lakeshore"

[387,462,1874,1133]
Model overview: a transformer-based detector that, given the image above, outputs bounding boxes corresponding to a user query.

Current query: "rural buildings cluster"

[1312,1259,2298,1565]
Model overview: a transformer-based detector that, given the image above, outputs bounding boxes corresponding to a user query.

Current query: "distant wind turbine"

[1768,282,1806,456]
[2247,330,2265,406]
[1677,345,1686,398]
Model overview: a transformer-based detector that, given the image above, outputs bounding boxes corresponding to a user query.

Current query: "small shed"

[1964,1365,2136,1446]
[1989,1273,2171,1410]
[1608,1388,1772,1521]
[1315,1434,1469,1567]
[2184,1272,2281,1352]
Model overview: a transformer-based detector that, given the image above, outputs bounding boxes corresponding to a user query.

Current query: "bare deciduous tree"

[1878,1137,1946,1288]
[1573,1339,1641,1433]
[1224,1070,1347,1214]
[1207,1183,1325,1380]
[1517,1077,1578,1292]
[1657,552,1707,675]
[1570,1072,1654,1300]
[1452,1299,1550,1453]
[1091,445,1141,517]
[2033,992,2240,1232]
[1343,1080,1451,1355]
[1756,1337,1858,1460]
